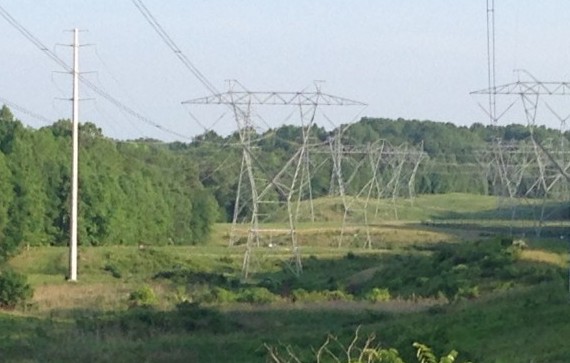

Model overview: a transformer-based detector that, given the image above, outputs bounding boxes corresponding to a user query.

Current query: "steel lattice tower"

[184,81,366,278]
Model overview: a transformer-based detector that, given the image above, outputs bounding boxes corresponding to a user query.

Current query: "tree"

[189,190,219,243]
[0,153,14,257]
[0,104,23,154]
[7,130,50,247]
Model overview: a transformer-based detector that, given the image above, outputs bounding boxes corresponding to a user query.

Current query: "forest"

[0,105,218,256]
[0,103,566,255]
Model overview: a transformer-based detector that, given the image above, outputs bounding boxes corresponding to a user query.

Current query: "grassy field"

[1,193,570,362]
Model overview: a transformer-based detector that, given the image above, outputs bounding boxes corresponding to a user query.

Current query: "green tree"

[0,153,14,256]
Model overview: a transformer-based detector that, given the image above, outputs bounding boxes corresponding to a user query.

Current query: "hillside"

[1,230,568,362]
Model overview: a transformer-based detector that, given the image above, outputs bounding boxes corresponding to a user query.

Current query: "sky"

[1,1,570,141]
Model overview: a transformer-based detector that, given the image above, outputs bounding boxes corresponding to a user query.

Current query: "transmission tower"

[472,0,570,236]
[183,81,366,279]
[316,139,426,248]
[472,72,570,235]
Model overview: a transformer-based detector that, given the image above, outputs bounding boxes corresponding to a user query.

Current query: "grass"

[268,193,501,223]
[521,249,568,267]
[267,192,569,225]
[217,193,570,251]
[2,193,570,362]
[2,281,569,362]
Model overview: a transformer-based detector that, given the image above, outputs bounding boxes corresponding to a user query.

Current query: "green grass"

[1,281,569,362]
[2,193,570,362]
[216,193,570,251]
[270,193,502,223]
[268,192,568,224]
[2,240,568,362]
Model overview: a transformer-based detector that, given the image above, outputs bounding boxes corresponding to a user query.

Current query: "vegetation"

[128,285,157,308]
[182,117,570,220]
[0,105,218,255]
[0,104,568,255]
[266,328,471,363]
[1,229,568,362]
[1,104,570,361]
[0,268,32,309]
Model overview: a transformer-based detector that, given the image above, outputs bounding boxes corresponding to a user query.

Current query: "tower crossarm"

[471,81,570,96]
[183,91,367,106]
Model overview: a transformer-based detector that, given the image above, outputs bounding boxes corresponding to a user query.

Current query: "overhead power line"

[131,0,219,96]
[0,96,53,125]
[0,4,192,141]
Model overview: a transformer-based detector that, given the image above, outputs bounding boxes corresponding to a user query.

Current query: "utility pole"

[68,28,79,282]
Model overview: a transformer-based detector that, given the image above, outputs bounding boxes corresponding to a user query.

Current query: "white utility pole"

[69,28,79,282]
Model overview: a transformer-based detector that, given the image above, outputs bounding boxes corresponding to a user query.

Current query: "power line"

[0,96,53,126]
[89,46,164,139]
[132,0,230,142]
[131,0,219,96]
[0,4,192,141]
[131,0,349,154]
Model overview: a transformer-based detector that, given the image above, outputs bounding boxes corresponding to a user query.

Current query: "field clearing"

[9,191,569,316]
[213,193,570,252]
[2,193,570,362]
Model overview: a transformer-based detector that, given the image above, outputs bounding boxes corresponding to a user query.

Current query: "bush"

[76,302,235,338]
[128,285,157,308]
[194,286,281,305]
[456,285,480,300]
[236,287,278,304]
[0,268,33,309]
[103,263,122,278]
[291,288,321,303]
[346,251,357,260]
[266,327,471,363]
[175,301,229,332]
[365,287,391,302]
[198,286,238,304]
[322,289,354,301]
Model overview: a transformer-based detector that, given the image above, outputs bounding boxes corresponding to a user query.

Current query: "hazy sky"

[1,1,570,141]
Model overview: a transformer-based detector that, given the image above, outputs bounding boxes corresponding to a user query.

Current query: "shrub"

[456,285,480,300]
[346,251,357,260]
[258,277,281,291]
[128,285,157,307]
[499,236,513,247]
[103,263,122,278]
[266,327,472,363]
[0,268,33,309]
[199,286,238,304]
[291,288,321,303]
[175,301,228,332]
[236,287,278,304]
[218,256,233,264]
[77,303,233,337]
[323,289,354,301]
[365,287,391,302]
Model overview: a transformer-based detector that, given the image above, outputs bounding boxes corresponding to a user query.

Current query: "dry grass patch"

[31,280,180,313]
[32,282,132,312]
[520,249,567,268]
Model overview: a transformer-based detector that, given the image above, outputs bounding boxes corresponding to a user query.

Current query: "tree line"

[1,104,566,254]
[181,116,568,220]
[0,105,218,257]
